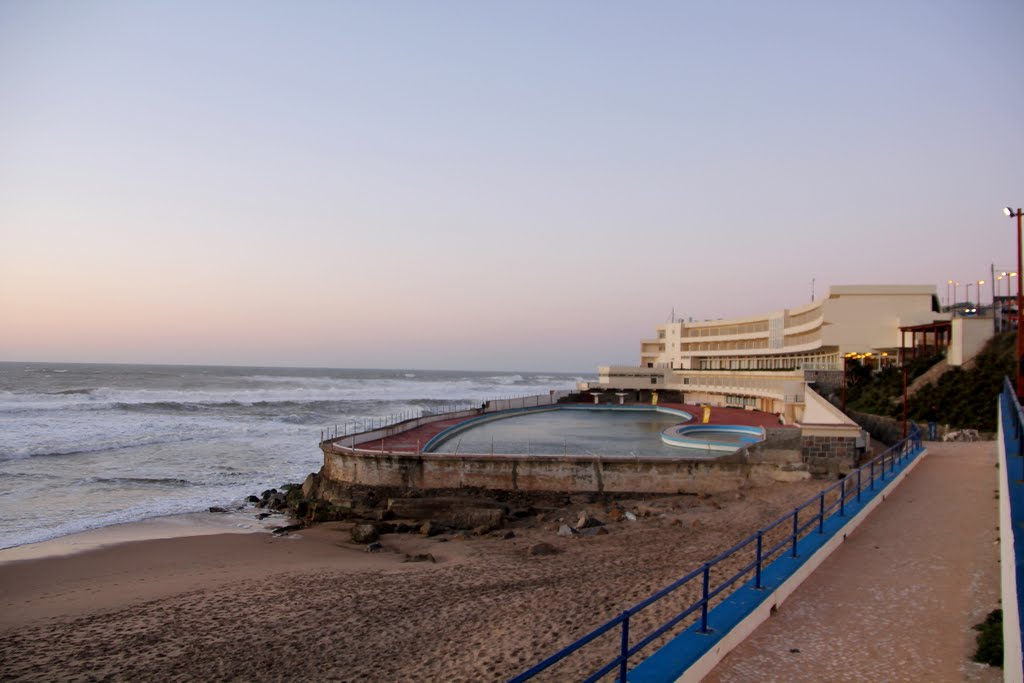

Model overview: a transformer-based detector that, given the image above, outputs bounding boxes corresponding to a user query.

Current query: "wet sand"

[1,478,827,682]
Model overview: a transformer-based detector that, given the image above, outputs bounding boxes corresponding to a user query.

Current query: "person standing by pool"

[926,405,939,441]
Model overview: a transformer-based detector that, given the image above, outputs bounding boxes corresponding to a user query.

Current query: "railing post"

[839,479,846,517]
[870,460,875,491]
[700,564,711,632]
[756,531,763,589]
[818,494,824,533]
[619,611,630,683]
[791,509,799,558]
[856,468,862,503]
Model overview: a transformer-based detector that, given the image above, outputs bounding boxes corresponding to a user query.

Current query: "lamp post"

[946,279,954,310]
[965,282,974,309]
[998,273,1006,332]
[1005,207,1023,399]
[902,364,908,439]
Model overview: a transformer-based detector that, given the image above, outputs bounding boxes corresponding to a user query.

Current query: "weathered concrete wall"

[320,437,807,495]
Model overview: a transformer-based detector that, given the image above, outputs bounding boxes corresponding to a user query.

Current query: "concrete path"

[703,441,1001,683]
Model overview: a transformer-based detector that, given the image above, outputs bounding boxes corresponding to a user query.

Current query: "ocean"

[0,362,586,550]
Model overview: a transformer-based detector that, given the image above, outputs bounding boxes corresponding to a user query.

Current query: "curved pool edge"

[422,404,694,454]
[661,424,767,452]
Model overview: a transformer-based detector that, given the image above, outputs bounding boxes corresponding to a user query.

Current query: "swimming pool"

[423,405,746,458]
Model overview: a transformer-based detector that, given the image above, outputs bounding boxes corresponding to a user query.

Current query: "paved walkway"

[704,441,1001,683]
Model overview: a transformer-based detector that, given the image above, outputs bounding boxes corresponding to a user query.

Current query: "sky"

[1,1,1022,372]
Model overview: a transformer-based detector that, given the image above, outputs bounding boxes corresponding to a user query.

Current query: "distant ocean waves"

[0,363,586,548]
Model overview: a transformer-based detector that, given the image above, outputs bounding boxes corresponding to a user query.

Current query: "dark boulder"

[575,512,604,530]
[351,524,379,544]
[527,542,559,557]
[419,520,446,537]
[403,553,436,563]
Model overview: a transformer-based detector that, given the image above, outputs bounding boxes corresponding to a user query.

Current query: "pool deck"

[343,403,790,453]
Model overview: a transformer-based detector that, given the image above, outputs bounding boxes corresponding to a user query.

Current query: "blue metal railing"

[999,377,1024,676]
[1004,376,1024,457]
[510,423,924,683]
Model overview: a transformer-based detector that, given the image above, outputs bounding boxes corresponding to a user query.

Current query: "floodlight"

[1006,207,1014,217]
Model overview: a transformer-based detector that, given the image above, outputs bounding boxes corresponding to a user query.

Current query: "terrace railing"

[510,423,924,683]
[319,392,573,442]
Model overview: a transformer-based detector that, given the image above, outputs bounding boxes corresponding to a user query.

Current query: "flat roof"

[828,284,936,296]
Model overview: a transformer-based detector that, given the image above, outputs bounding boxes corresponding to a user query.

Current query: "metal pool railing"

[510,423,924,683]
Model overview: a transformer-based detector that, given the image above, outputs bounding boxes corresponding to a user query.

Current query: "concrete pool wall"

[320,415,808,494]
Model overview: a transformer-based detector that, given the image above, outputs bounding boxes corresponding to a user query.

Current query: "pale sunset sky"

[1,1,1022,372]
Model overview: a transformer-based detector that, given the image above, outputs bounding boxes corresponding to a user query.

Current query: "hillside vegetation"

[845,331,1015,433]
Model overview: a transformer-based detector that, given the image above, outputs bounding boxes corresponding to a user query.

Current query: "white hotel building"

[587,285,991,425]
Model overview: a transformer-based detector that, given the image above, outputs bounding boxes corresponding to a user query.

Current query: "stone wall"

[847,410,904,446]
[805,369,843,396]
[801,434,860,477]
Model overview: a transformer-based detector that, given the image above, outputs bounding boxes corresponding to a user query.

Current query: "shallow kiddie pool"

[660,424,766,452]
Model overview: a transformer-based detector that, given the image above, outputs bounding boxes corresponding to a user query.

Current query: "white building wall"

[819,286,938,353]
[948,318,995,366]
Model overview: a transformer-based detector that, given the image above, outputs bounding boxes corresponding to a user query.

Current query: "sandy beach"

[0,476,831,682]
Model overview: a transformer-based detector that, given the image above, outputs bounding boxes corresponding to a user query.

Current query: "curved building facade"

[588,285,947,423]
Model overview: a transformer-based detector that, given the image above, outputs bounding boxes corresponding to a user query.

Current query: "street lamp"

[946,279,954,310]
[978,280,986,308]
[965,282,974,308]
[998,273,1006,332]
[1005,206,1023,399]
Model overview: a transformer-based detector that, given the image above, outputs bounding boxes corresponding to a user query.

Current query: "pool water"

[428,408,717,458]
[671,429,748,444]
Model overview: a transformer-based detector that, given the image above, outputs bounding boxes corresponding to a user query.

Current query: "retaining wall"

[320,442,805,495]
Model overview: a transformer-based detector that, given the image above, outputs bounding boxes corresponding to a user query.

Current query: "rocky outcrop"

[385,496,506,533]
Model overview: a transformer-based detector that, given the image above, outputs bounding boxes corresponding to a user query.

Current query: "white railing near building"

[679,371,805,403]
[483,391,572,413]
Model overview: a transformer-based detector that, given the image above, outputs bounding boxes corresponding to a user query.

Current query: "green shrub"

[972,609,1003,667]
[847,331,1015,431]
